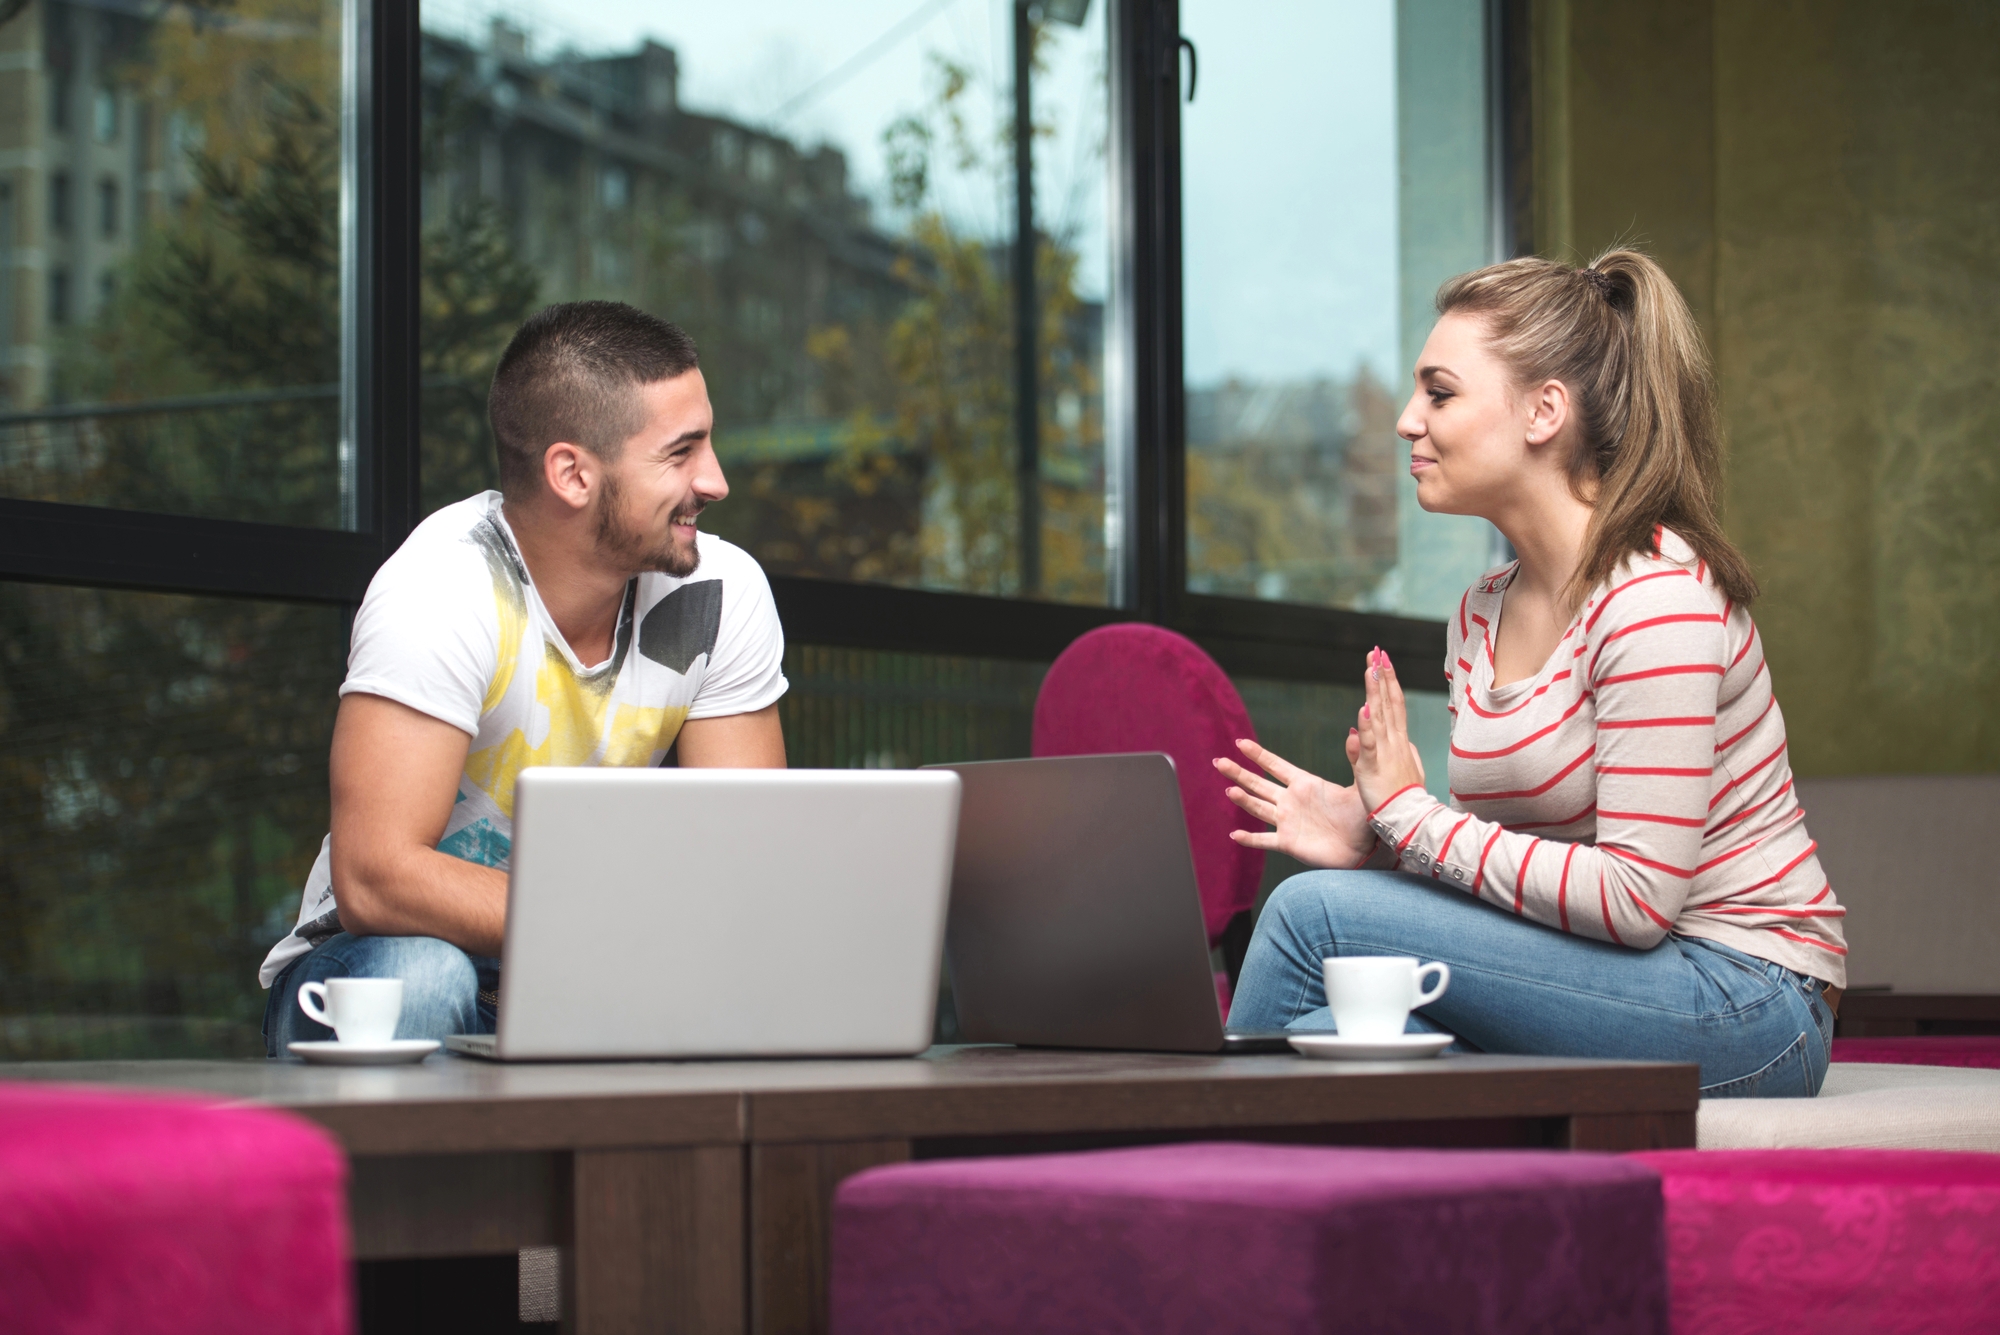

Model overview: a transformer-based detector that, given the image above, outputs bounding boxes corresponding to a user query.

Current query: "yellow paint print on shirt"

[464,639,690,820]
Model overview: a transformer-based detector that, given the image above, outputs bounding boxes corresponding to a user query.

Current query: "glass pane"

[418,1,1111,604]
[1181,0,1499,618]
[0,0,351,528]
[0,584,343,1061]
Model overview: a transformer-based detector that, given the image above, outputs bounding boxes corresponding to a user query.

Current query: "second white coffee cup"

[1323,955,1450,1041]
[298,977,404,1046]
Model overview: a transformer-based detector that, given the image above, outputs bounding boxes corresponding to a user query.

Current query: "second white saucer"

[289,1038,440,1066]
[1287,1032,1454,1061]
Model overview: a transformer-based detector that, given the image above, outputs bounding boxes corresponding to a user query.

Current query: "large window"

[0,0,1512,1060]
[0,583,343,1060]
[418,0,1113,604]
[1180,0,1500,620]
[0,0,351,529]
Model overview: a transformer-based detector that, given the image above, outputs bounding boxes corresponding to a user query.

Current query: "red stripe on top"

[1708,741,1787,809]
[1589,612,1725,676]
[1728,631,1758,670]
[1597,765,1712,777]
[1732,842,1819,895]
[1368,784,1426,819]
[1599,871,1623,944]
[1513,801,1597,830]
[1455,746,1596,801]
[1514,839,1538,914]
[1693,838,1767,875]
[1394,805,1440,857]
[1625,885,1675,930]
[1598,845,1696,879]
[1714,797,1803,842]
[1772,927,1847,955]
[1471,827,1502,896]
[1461,670,1575,720]
[1596,663,1726,687]
[1807,883,1832,906]
[1600,808,1707,828]
[1598,716,1715,731]
[1436,815,1475,873]
[1558,844,1577,933]
[1451,693,1589,759]
[1715,697,1776,753]
[1584,569,1700,633]
[1456,588,1470,641]
[1709,904,1847,919]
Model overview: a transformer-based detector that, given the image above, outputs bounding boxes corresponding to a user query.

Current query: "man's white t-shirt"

[258,491,788,987]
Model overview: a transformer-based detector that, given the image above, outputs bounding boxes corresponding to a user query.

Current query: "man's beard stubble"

[594,468,703,578]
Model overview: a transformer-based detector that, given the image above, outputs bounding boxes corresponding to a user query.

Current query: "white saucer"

[1287,1032,1454,1061]
[288,1039,440,1066]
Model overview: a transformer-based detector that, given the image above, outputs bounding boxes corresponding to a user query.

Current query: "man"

[261,301,787,1052]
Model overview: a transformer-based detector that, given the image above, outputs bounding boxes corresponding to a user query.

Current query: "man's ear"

[1524,379,1571,449]
[541,442,596,513]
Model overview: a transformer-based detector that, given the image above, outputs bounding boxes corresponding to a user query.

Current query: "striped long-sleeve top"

[1364,527,1848,986]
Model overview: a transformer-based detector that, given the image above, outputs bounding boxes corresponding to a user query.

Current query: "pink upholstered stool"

[1633,1149,2000,1334]
[1831,1036,2000,1069]
[831,1142,1670,1334]
[0,1081,351,1335]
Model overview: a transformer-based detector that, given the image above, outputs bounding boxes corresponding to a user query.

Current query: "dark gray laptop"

[926,753,1290,1054]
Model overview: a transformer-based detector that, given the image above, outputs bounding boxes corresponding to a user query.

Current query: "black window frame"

[0,0,1528,690]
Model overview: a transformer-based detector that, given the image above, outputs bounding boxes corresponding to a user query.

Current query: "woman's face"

[1395,311,1536,517]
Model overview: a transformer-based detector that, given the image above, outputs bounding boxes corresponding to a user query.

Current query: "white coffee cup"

[1323,955,1450,1041]
[298,977,404,1046]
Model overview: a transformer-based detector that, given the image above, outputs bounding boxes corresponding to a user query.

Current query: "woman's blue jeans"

[262,932,499,1056]
[1231,870,1834,1098]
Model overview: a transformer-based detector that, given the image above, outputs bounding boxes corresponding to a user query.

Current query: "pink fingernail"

[1362,705,1371,720]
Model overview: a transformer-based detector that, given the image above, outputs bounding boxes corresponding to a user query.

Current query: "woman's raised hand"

[1214,738,1374,869]
[1353,646,1427,813]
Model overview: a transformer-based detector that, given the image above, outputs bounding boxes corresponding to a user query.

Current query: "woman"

[1215,249,1845,1098]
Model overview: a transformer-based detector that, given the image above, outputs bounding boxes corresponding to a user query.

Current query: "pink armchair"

[1033,623,1265,1015]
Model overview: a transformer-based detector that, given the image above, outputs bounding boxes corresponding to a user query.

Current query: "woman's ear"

[1524,379,1571,449]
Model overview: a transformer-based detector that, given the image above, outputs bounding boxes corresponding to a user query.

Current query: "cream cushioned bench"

[1701,1063,2000,1151]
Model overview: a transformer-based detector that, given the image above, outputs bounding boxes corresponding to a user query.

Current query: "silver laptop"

[446,767,960,1060]
[927,753,1290,1054]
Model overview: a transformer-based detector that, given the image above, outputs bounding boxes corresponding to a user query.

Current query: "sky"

[420,0,1404,384]
[422,0,1111,297]
[1178,0,1400,387]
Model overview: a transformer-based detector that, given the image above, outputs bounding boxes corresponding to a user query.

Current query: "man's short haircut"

[487,301,699,498]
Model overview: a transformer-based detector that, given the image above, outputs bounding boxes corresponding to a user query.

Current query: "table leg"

[1566,1111,1696,1150]
[749,1139,910,1335]
[567,1145,746,1335]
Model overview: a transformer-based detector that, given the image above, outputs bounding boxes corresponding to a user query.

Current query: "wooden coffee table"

[4,1047,1697,1334]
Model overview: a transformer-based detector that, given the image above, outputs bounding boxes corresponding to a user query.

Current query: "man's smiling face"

[592,368,727,578]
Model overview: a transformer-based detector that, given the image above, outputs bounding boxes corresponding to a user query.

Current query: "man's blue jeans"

[1230,870,1834,1099]
[263,933,499,1055]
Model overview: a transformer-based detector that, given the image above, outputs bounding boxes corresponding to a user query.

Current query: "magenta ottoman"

[0,1081,352,1335]
[1831,1037,2000,1069]
[1632,1149,2000,1334]
[831,1142,1669,1334]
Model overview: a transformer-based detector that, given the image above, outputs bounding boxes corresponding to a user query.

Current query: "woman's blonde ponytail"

[1435,247,1758,609]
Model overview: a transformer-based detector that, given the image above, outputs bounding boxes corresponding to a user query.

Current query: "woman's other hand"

[1354,646,1427,812]
[1214,739,1374,869]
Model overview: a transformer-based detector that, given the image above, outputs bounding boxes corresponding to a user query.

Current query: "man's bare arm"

[675,702,786,768]
[328,693,509,955]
